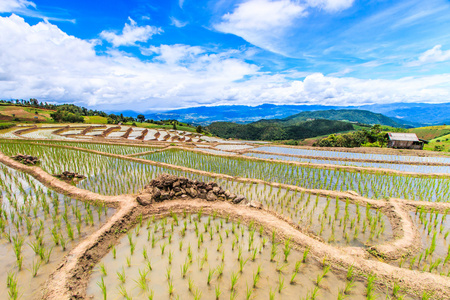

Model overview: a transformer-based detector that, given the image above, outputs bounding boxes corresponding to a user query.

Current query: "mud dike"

[0,151,449,299]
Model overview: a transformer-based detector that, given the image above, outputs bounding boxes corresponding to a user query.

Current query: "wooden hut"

[386,133,427,150]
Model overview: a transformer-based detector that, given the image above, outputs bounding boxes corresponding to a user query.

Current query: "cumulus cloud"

[214,0,306,55]
[0,14,449,112]
[0,0,35,13]
[100,17,162,47]
[407,45,450,67]
[214,0,355,55]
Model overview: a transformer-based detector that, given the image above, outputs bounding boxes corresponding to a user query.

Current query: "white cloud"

[170,16,188,28]
[100,17,162,47]
[141,44,204,65]
[214,0,306,55]
[0,14,449,112]
[306,0,354,12]
[0,0,35,12]
[407,45,450,67]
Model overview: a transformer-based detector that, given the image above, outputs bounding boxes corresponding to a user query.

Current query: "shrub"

[0,122,14,130]
[434,145,445,152]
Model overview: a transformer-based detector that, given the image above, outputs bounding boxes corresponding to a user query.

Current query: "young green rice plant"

[283,238,291,262]
[188,277,194,292]
[302,247,310,263]
[271,242,278,262]
[97,277,107,300]
[148,289,154,300]
[118,285,131,300]
[59,233,67,251]
[181,260,190,278]
[393,282,401,298]
[230,271,239,291]
[344,278,355,294]
[193,287,202,300]
[215,284,221,300]
[168,250,173,264]
[366,274,376,299]
[216,262,224,278]
[99,263,107,277]
[135,268,149,291]
[160,242,167,255]
[278,274,285,293]
[207,268,215,285]
[117,268,126,284]
[246,283,253,300]
[126,256,131,267]
[8,275,19,300]
[31,258,42,277]
[269,288,275,300]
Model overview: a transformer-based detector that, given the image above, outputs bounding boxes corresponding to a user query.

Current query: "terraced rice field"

[0,130,449,299]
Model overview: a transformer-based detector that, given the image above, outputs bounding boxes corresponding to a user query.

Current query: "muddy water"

[87,215,410,299]
[0,163,115,299]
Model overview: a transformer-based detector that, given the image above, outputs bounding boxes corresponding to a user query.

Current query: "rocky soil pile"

[54,171,85,181]
[11,154,40,165]
[136,173,259,207]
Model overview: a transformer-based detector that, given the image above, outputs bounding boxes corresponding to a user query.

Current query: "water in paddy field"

[87,215,416,299]
[244,152,450,174]
[251,146,450,164]
[0,163,115,299]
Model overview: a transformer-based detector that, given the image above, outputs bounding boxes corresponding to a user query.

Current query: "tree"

[137,114,145,123]
[196,125,203,133]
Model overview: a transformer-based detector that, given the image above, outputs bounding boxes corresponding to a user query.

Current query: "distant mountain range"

[108,102,450,127]
[274,109,415,128]
[206,109,412,141]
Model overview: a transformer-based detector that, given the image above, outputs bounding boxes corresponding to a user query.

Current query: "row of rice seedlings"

[244,152,450,175]
[251,146,450,165]
[219,181,392,246]
[139,149,450,201]
[2,142,447,202]
[0,163,114,299]
[87,213,400,299]
[13,139,161,155]
[396,207,450,276]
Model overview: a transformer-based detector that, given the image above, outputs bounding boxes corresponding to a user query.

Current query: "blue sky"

[0,0,450,111]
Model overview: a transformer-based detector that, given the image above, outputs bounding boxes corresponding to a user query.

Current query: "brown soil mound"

[11,153,40,165]
[136,173,249,205]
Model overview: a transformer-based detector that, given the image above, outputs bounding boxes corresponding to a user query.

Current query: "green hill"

[277,109,412,127]
[207,119,354,141]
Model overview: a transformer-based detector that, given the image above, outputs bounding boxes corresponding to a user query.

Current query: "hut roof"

[386,132,420,142]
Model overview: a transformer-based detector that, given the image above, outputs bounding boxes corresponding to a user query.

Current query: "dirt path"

[370,200,421,260]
